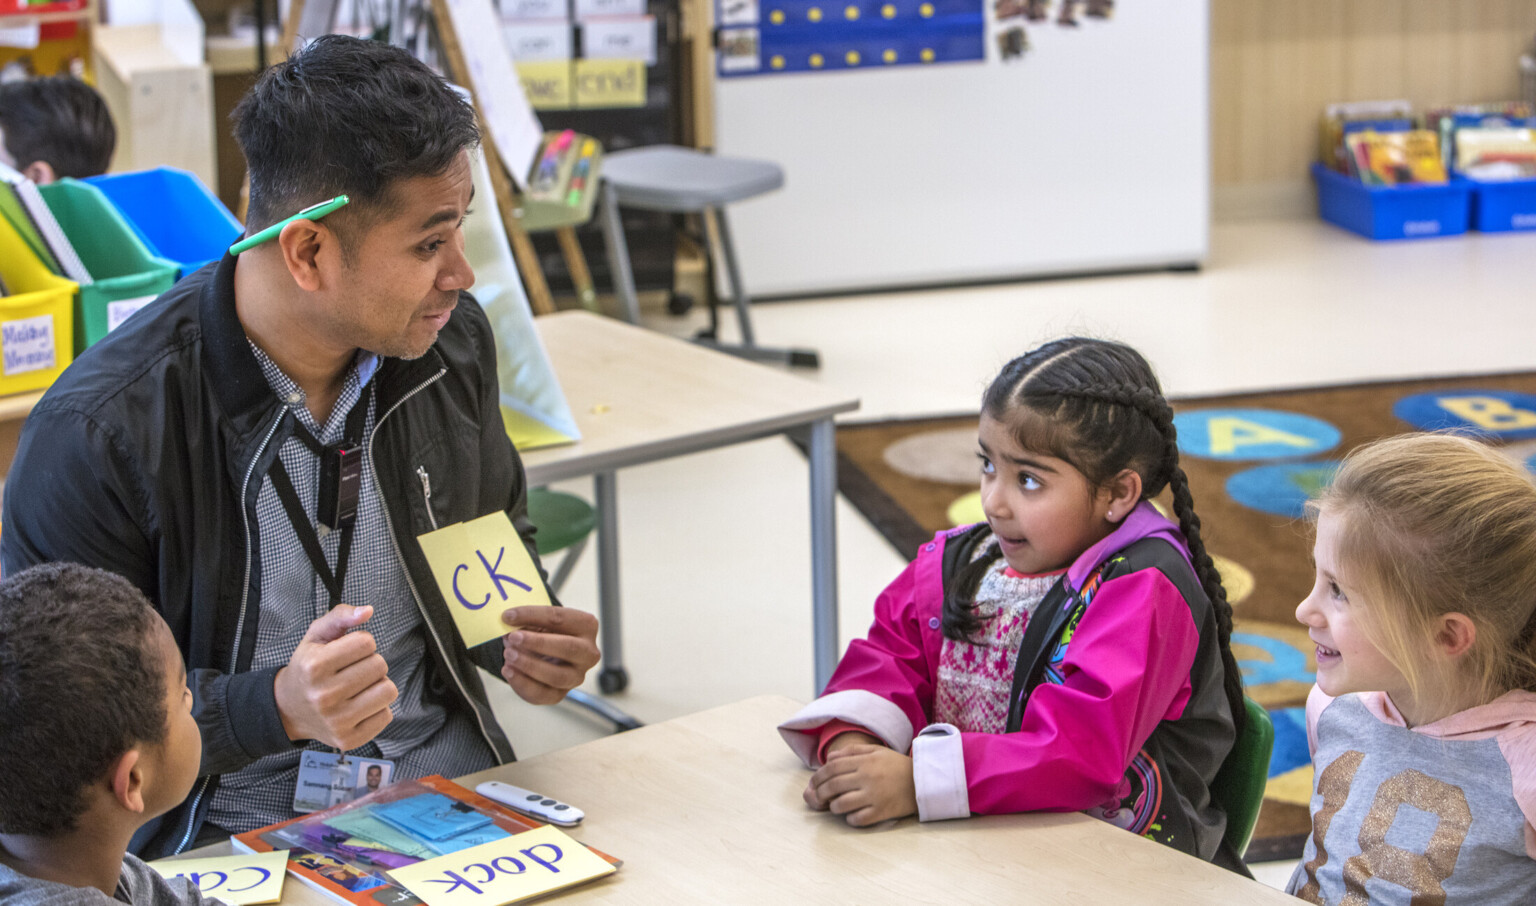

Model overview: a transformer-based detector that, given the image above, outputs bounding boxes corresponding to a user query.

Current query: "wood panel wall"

[1212,0,1536,218]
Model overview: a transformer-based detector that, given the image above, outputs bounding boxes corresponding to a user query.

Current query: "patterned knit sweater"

[934,557,1061,734]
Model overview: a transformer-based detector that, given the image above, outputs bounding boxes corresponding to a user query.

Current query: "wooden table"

[521,311,860,693]
[186,696,1297,903]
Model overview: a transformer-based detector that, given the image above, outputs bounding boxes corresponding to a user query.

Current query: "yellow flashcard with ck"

[388,825,616,905]
[418,512,551,647]
[148,850,288,904]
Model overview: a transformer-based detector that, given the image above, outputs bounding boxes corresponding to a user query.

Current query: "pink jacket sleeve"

[957,569,1201,815]
[778,554,941,765]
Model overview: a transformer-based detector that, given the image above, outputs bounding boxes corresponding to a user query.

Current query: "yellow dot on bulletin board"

[810,53,825,67]
[920,47,935,61]
[846,50,860,64]
[808,6,822,20]
[881,3,896,15]
[770,9,785,22]
[845,4,859,17]
[883,48,897,62]
[919,2,934,15]
[771,54,786,68]
[946,491,985,527]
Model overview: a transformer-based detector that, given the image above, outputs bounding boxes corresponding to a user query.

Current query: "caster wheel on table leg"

[598,667,629,694]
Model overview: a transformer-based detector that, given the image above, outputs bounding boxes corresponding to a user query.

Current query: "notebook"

[0,162,90,283]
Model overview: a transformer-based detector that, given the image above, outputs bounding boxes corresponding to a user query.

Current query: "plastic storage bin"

[1466,177,1536,232]
[1311,162,1471,240]
[0,214,77,395]
[85,168,241,277]
[40,179,178,353]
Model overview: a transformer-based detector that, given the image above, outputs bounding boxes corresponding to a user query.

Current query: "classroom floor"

[484,215,1536,890]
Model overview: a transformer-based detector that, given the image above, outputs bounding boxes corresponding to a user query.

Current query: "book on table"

[232,774,619,905]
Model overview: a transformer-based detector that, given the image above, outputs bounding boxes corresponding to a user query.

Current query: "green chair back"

[1210,697,1274,859]
[526,488,596,556]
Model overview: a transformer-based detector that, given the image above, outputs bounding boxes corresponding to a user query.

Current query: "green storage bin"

[38,178,178,353]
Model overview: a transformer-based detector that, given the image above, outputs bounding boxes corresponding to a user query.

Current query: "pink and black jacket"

[780,503,1243,870]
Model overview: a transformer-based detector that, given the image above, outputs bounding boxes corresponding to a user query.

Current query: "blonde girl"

[1291,432,1536,904]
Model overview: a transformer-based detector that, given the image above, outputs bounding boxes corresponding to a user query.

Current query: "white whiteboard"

[714,1,1209,297]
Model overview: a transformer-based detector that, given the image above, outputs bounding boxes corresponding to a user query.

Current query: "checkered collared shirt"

[206,342,495,834]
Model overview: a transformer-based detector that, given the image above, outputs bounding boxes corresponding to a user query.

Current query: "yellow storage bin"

[0,213,77,395]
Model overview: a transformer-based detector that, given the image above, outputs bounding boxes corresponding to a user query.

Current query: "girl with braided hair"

[779,337,1248,872]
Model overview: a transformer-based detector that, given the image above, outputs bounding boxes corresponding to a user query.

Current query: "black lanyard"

[268,385,373,608]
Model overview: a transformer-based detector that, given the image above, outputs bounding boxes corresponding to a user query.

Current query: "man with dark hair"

[1,35,599,856]
[0,563,215,903]
[0,76,115,182]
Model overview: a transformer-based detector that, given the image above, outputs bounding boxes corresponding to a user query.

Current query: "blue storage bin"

[1311,162,1470,240]
[84,168,241,278]
[1466,177,1536,232]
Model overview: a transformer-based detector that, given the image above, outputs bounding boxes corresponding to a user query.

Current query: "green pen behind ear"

[229,194,351,255]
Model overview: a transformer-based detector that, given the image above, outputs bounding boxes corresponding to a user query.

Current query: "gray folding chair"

[597,145,819,368]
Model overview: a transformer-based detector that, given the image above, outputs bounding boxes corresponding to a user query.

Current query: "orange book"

[231,775,620,905]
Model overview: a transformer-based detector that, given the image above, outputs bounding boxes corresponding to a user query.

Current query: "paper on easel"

[148,850,288,904]
[417,512,552,648]
[461,149,580,449]
[388,825,615,906]
[440,0,545,187]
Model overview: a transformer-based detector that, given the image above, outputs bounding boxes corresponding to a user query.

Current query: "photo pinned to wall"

[720,27,762,72]
[719,0,760,26]
[989,0,1114,63]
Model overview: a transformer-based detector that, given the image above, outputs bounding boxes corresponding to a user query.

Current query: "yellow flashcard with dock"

[417,512,551,647]
[387,825,616,905]
[148,850,288,904]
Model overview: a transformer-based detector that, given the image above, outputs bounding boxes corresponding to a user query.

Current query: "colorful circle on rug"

[1394,389,1536,440]
[881,426,979,485]
[1173,409,1341,461]
[1226,461,1340,519]
[1231,622,1316,711]
[947,491,984,527]
[1211,554,1254,605]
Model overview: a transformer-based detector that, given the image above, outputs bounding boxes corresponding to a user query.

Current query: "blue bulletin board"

[717,0,984,76]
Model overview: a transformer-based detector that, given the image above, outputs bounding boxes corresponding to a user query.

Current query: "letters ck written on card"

[417,512,551,647]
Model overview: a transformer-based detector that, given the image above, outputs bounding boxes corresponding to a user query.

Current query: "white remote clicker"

[476,780,585,827]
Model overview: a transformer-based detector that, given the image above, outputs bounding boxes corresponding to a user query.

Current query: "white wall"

[715,0,1210,296]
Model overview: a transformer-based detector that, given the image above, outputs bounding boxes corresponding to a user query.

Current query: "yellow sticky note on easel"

[148,850,288,904]
[417,511,552,647]
[388,825,615,906]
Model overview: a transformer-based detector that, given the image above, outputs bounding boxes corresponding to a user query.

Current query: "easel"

[429,0,596,316]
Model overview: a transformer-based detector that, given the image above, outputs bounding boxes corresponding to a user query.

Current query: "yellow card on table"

[388,825,616,905]
[417,511,551,647]
[148,850,288,904]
